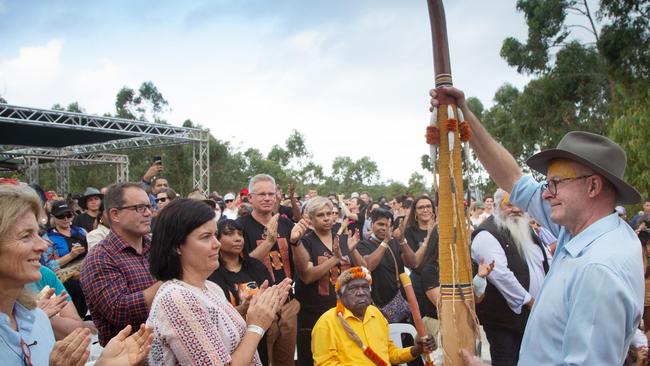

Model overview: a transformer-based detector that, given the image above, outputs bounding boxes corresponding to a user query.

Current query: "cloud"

[73,60,125,114]
[0,39,64,102]
[0,40,63,89]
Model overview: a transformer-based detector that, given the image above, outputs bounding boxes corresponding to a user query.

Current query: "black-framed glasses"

[116,204,152,213]
[155,197,168,203]
[416,204,433,211]
[54,213,73,220]
[543,175,593,196]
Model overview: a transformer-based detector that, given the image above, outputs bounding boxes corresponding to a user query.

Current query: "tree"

[484,0,649,196]
[115,81,169,122]
[407,172,427,196]
[52,102,85,113]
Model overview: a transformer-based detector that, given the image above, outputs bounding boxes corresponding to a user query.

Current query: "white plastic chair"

[389,322,418,366]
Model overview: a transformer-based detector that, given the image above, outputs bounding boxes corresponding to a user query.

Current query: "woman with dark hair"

[147,199,291,365]
[208,219,273,365]
[403,195,440,343]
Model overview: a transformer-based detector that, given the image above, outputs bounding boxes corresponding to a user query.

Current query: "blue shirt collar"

[561,212,619,258]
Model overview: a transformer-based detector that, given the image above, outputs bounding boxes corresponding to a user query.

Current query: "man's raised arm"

[429,87,522,192]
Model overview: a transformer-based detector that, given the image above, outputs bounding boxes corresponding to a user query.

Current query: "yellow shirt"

[311,305,415,365]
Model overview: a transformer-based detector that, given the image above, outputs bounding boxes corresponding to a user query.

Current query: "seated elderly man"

[312,266,434,365]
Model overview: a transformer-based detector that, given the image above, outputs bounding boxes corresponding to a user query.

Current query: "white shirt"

[222,208,238,220]
[471,231,550,314]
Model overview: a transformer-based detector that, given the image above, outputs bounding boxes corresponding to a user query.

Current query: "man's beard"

[494,211,534,262]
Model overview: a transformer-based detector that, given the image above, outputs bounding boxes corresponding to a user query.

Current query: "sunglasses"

[54,213,73,220]
[225,199,234,203]
[155,197,168,203]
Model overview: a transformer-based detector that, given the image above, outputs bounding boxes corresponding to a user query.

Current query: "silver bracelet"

[247,324,265,337]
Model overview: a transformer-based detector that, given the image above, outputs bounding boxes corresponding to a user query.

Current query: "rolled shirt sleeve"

[471,231,531,314]
[510,175,561,238]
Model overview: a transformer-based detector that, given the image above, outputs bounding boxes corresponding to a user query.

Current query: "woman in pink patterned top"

[147,199,291,365]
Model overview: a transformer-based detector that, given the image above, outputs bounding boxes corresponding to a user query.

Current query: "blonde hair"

[0,184,42,310]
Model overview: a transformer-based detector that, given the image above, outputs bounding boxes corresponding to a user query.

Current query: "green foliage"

[473,0,650,199]
[609,91,650,197]
[52,102,85,113]
[115,81,169,122]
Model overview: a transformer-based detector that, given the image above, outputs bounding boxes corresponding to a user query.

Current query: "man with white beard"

[470,188,551,366]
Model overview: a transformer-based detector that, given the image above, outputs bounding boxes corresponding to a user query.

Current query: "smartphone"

[153,156,162,164]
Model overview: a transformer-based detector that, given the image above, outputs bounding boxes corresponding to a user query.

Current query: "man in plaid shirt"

[81,182,162,346]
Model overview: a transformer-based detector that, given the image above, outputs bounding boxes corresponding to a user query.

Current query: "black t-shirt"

[404,226,439,318]
[277,205,295,221]
[73,213,98,233]
[207,258,272,366]
[356,238,404,307]
[331,222,342,235]
[237,214,295,284]
[208,258,272,306]
[295,231,354,314]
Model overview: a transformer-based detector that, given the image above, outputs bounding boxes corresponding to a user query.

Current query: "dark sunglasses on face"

[225,199,234,203]
[155,197,168,203]
[54,213,73,220]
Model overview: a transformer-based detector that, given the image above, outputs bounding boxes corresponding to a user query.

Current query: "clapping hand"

[49,328,91,366]
[332,236,343,260]
[38,288,69,318]
[290,218,309,243]
[96,324,153,366]
[347,231,361,253]
[265,214,279,243]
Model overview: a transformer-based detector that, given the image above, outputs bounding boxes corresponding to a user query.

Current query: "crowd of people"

[1,85,650,366]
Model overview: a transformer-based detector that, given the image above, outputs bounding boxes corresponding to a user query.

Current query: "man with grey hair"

[470,188,550,365]
[237,173,309,365]
[431,87,644,365]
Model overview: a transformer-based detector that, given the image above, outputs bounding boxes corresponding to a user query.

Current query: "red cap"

[239,188,249,196]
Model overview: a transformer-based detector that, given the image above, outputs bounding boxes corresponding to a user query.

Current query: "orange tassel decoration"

[445,118,457,132]
[459,121,471,142]
[425,125,440,145]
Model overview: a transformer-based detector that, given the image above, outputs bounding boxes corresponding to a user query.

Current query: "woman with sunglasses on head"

[147,199,291,365]
[208,219,274,365]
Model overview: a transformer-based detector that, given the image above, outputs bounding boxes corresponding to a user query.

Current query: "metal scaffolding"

[1,104,210,195]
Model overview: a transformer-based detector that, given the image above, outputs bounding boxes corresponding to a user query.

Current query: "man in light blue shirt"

[430,87,644,365]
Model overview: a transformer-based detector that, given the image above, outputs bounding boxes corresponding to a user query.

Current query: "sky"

[0,0,538,185]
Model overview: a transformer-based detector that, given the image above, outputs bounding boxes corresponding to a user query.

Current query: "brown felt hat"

[526,131,641,205]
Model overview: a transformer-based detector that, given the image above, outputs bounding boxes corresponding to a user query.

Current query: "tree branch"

[566,24,598,36]
[581,0,600,43]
